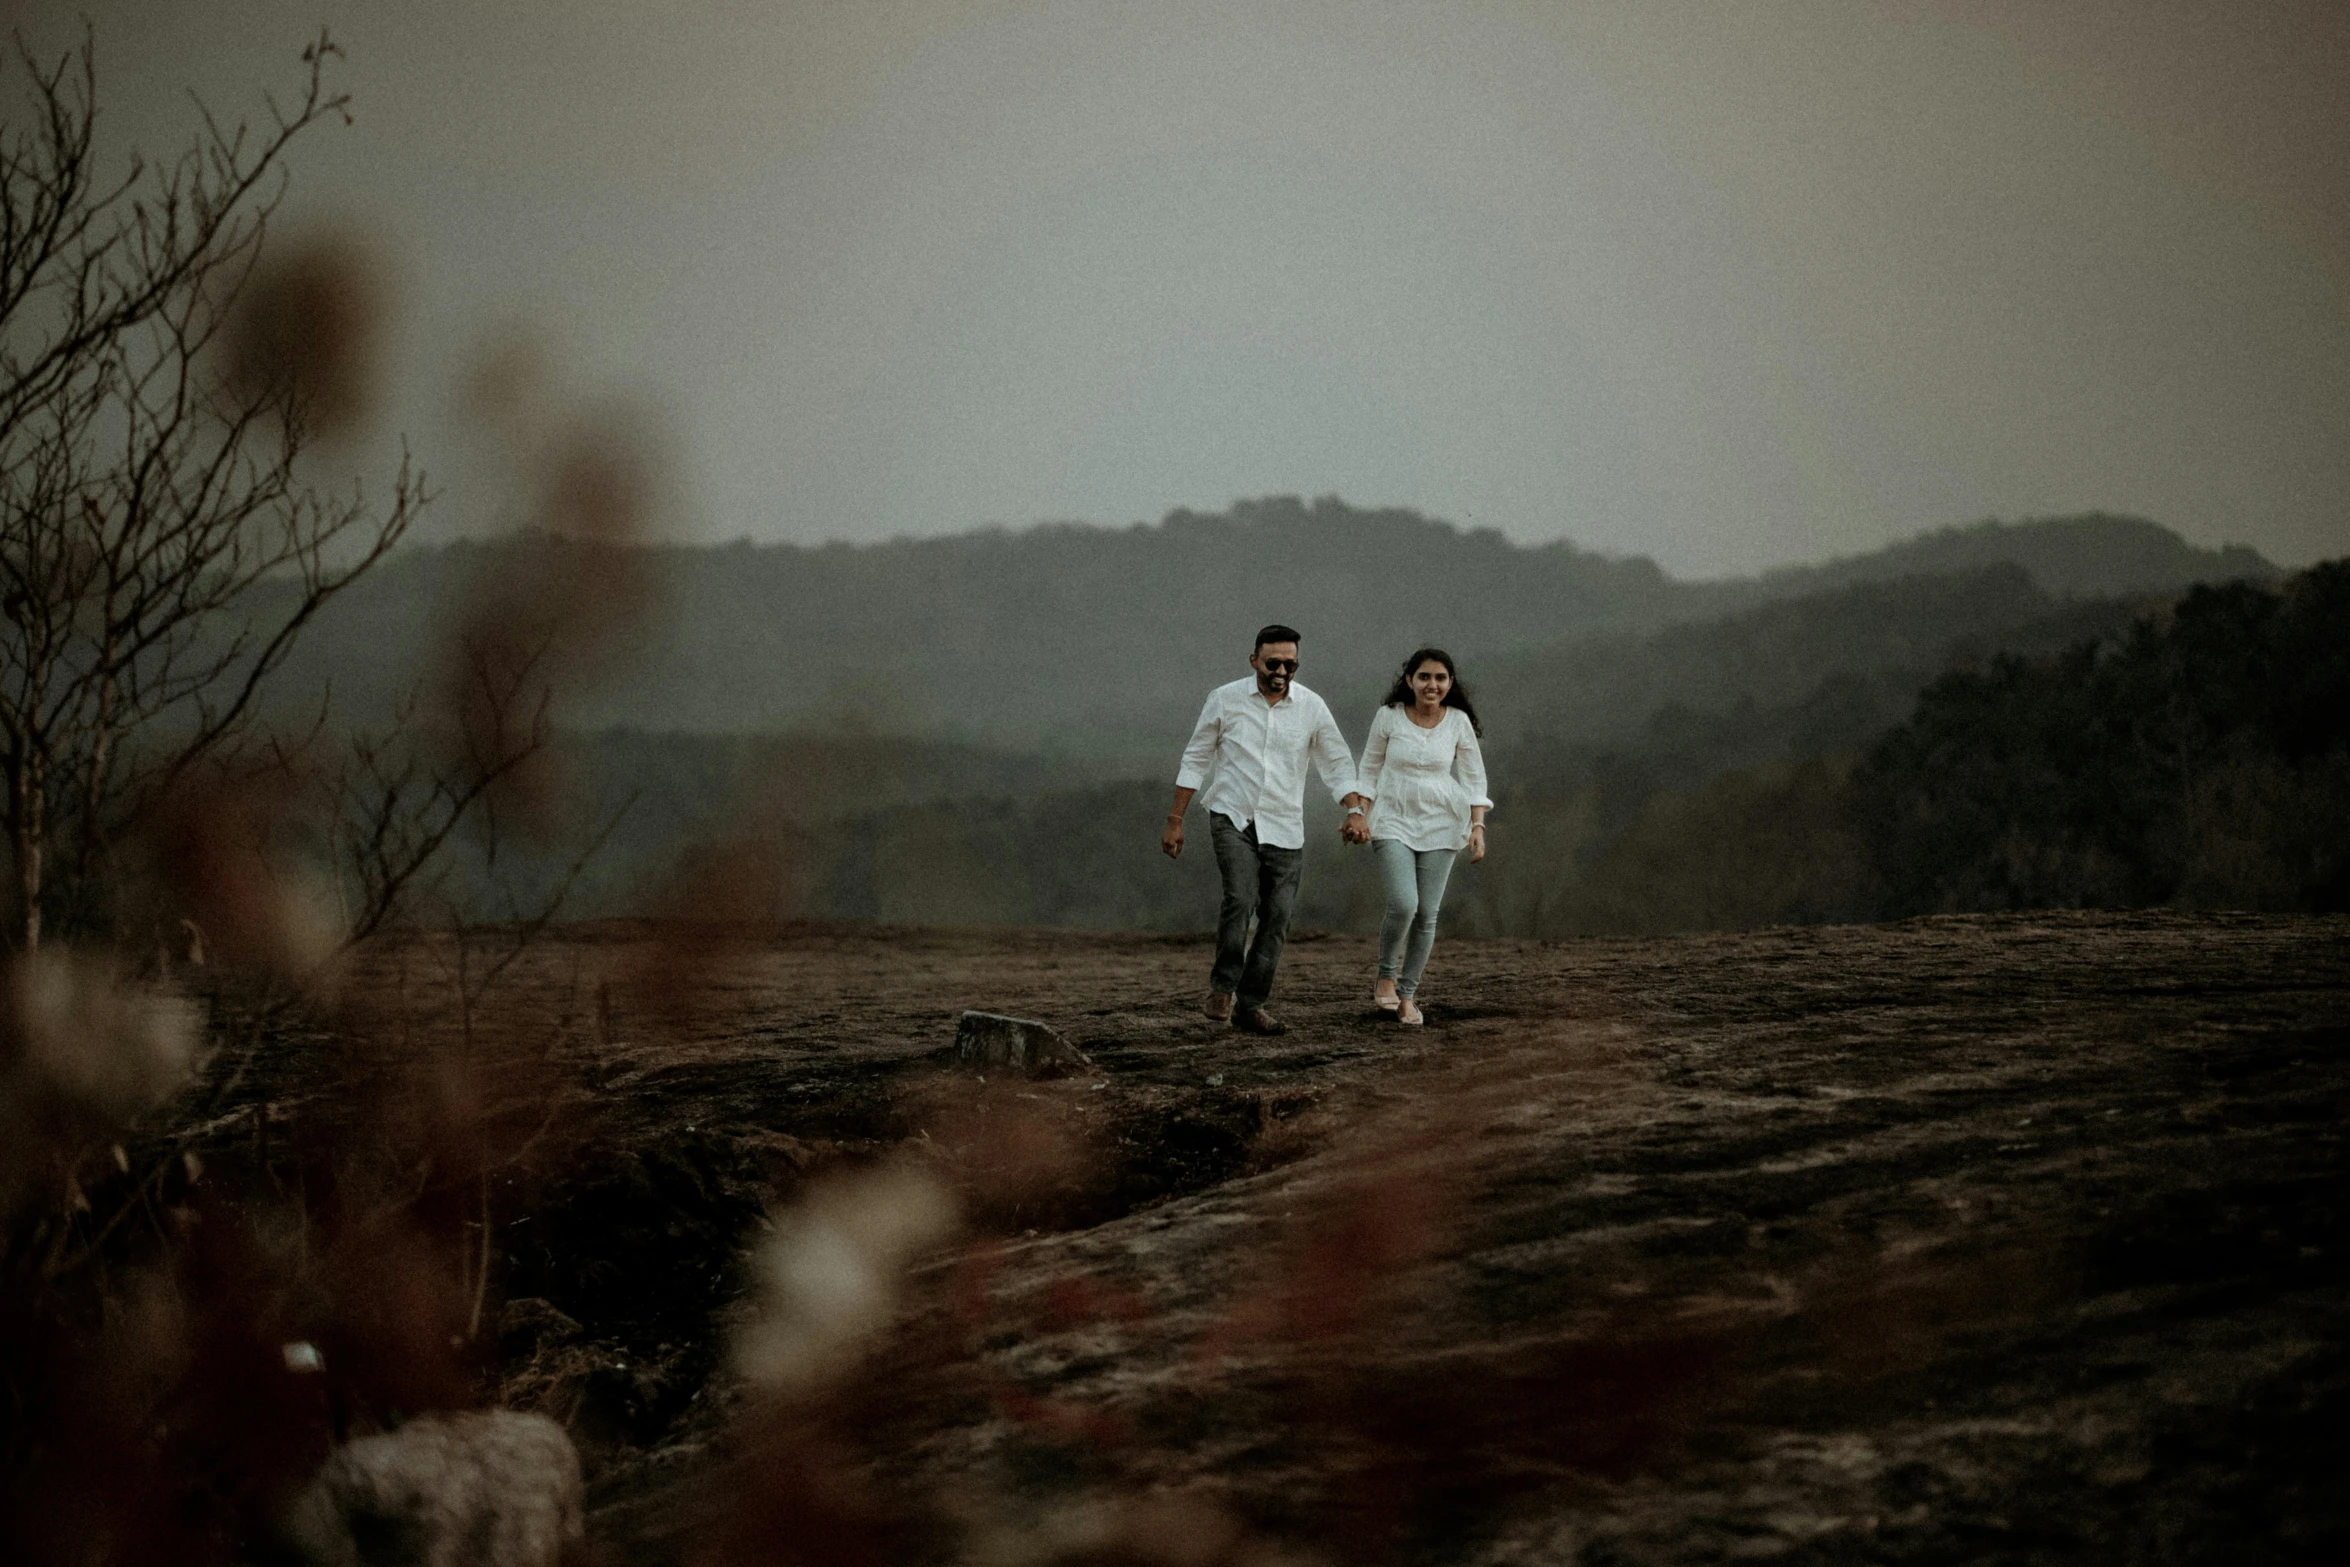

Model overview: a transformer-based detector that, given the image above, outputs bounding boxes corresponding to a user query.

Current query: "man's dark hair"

[1254,624,1303,652]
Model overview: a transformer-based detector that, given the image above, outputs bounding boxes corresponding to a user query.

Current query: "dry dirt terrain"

[186,911,2350,1564]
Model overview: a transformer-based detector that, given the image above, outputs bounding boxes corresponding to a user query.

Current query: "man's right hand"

[1161,815,1185,858]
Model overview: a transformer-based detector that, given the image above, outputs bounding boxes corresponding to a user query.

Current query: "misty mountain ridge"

[1480,562,2146,789]
[493,562,2143,929]
[279,498,2272,749]
[340,503,2296,933]
[1744,512,2276,600]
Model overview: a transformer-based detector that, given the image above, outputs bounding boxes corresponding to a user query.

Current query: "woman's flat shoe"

[1397,1001,1424,1026]
[1373,988,1401,1013]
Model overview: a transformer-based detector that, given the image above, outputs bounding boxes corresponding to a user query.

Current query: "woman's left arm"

[1457,717,1492,861]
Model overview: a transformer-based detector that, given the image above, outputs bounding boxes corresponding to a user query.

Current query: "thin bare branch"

[3,29,413,950]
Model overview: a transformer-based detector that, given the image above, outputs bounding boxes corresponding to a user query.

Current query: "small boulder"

[277,1408,582,1567]
[954,1011,1089,1076]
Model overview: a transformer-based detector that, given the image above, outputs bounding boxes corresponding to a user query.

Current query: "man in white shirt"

[1162,625,1369,1033]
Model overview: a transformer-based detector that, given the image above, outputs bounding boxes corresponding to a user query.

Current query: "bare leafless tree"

[0,29,419,950]
[320,644,557,944]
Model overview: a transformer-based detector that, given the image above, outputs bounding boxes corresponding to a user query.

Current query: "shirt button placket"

[1257,702,1273,819]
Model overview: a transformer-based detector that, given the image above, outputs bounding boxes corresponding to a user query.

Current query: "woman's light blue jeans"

[1374,838,1462,997]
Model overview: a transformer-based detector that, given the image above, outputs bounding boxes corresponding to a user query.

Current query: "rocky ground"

[172,911,2350,1564]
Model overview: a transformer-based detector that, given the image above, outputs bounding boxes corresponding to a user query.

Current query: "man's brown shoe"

[1202,991,1234,1022]
[1233,1007,1287,1035]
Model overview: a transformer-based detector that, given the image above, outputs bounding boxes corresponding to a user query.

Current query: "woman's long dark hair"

[1383,646,1482,735]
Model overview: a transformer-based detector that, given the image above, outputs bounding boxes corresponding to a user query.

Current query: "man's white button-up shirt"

[1175,676,1361,850]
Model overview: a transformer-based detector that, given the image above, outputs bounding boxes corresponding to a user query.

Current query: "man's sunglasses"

[1260,657,1298,673]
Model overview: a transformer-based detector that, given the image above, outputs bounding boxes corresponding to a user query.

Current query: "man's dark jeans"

[1209,812,1304,1011]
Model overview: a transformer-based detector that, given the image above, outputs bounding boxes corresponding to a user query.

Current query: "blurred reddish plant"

[225,230,387,440]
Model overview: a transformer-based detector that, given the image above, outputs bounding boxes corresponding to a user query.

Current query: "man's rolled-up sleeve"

[1175,691,1222,790]
[1357,707,1391,803]
[1309,699,1360,804]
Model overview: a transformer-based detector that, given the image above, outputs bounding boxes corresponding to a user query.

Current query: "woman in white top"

[1358,647,1491,1025]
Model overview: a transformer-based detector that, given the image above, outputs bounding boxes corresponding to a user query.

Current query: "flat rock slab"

[310,912,2350,1564]
[953,1009,1088,1075]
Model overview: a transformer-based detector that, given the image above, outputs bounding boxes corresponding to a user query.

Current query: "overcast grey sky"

[15,0,2349,574]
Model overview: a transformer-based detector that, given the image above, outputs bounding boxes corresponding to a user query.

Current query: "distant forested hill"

[261,497,2298,935]
[736,560,2345,941]
[1852,564,2350,915]
[1740,513,2276,601]
[424,565,2137,929]
[269,498,2270,755]
[1477,564,2146,793]
[273,496,1675,751]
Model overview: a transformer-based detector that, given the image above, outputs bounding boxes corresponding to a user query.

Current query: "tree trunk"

[12,765,42,952]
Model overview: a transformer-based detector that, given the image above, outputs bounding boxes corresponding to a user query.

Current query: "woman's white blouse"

[1359,705,1493,852]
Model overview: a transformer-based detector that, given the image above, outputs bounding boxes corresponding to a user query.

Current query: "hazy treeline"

[1476,562,2147,789]
[1853,564,2350,915]
[1462,559,2350,935]
[426,512,2323,940]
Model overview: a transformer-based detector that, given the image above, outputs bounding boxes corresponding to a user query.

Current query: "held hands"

[1340,794,1372,845]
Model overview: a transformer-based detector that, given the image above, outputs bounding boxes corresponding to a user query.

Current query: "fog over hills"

[270,498,2290,930]
[1480,564,2144,786]
[281,498,2270,752]
[1743,512,2277,601]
